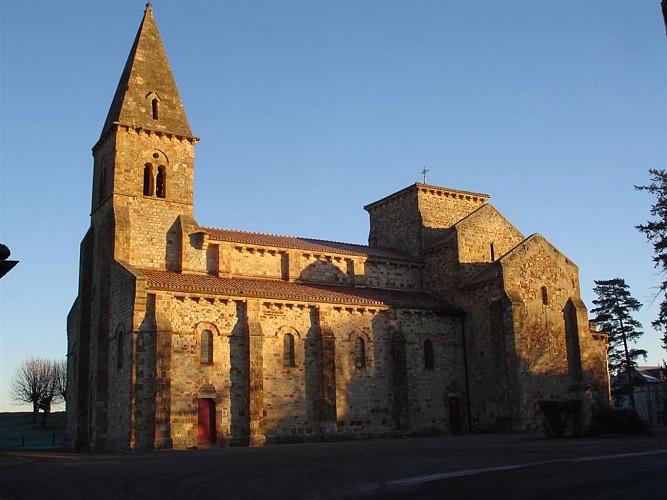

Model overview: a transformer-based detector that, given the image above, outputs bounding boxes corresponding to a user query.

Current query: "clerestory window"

[355,337,366,368]
[541,286,549,306]
[201,329,213,364]
[424,339,434,371]
[283,333,295,367]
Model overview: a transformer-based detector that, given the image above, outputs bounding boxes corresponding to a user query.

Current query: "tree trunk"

[40,398,52,428]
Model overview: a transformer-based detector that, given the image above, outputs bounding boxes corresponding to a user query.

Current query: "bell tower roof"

[100,3,194,139]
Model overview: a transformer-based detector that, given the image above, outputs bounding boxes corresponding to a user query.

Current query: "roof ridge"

[202,226,323,242]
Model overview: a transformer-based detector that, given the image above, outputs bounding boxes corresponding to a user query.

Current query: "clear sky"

[0,0,665,412]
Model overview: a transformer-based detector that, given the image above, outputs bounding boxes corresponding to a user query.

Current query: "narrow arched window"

[355,337,366,368]
[541,286,549,306]
[156,166,166,198]
[424,339,434,371]
[283,333,295,367]
[99,168,106,201]
[117,329,123,369]
[152,98,159,120]
[490,242,495,262]
[201,330,213,364]
[143,163,154,196]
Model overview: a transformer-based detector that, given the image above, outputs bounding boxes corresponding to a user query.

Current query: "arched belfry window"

[156,166,166,198]
[152,98,159,120]
[355,337,366,368]
[143,163,154,196]
[424,339,434,371]
[201,330,213,364]
[146,91,161,120]
[283,333,295,367]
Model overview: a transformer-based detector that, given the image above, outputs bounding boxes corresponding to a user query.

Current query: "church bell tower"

[68,3,198,450]
[91,2,198,269]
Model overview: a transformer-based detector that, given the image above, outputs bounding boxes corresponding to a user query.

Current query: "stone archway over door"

[198,398,216,444]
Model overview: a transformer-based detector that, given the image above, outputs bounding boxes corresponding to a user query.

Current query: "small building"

[66,5,609,451]
[612,366,667,425]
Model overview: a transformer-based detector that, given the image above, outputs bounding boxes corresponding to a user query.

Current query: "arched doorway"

[197,398,216,445]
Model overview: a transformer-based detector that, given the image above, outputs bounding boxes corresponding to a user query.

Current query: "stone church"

[66,5,609,450]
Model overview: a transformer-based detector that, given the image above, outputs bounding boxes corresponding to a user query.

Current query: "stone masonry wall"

[231,247,284,279]
[259,304,323,441]
[459,282,516,431]
[500,236,609,429]
[454,205,524,268]
[178,228,423,290]
[106,262,139,450]
[134,288,465,448]
[366,184,488,256]
[417,186,488,250]
[111,128,195,271]
[366,188,423,255]
[364,261,422,290]
[158,294,246,448]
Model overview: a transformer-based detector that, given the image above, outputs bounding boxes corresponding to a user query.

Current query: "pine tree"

[591,278,646,411]
[636,169,667,352]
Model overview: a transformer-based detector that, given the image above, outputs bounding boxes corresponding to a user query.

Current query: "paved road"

[1,430,666,499]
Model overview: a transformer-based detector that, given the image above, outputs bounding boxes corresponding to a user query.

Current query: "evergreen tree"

[591,278,646,411]
[636,169,667,351]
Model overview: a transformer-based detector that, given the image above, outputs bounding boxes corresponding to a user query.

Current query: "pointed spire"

[101,4,193,138]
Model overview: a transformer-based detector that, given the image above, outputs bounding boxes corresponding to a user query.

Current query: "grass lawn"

[0,411,66,448]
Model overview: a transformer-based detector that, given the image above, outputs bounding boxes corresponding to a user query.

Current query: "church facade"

[66,5,609,451]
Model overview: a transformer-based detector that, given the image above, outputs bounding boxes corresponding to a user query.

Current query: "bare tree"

[38,360,66,428]
[10,358,49,422]
[54,359,67,402]
[10,357,66,426]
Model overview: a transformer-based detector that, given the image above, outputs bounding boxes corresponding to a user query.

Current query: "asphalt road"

[1,430,666,499]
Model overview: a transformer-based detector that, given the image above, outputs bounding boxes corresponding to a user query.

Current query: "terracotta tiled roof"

[203,227,419,263]
[140,269,461,314]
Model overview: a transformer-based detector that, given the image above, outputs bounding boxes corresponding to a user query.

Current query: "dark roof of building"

[203,227,421,263]
[100,4,193,139]
[140,269,462,314]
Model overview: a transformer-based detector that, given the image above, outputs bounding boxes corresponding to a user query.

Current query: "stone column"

[287,250,301,281]
[316,307,337,435]
[246,300,266,446]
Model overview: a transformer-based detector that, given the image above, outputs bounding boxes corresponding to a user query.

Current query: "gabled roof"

[140,269,462,314]
[204,227,421,263]
[425,204,523,253]
[460,233,576,289]
[100,4,193,139]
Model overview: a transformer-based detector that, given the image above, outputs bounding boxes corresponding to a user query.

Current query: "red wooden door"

[198,398,216,444]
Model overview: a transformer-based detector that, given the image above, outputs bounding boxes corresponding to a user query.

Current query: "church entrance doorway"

[197,398,216,445]
[449,396,461,434]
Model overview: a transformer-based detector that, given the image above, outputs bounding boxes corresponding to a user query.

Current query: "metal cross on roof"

[420,167,429,184]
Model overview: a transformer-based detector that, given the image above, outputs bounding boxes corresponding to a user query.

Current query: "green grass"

[0,411,66,448]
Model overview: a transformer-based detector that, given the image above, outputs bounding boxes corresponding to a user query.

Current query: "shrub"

[537,400,583,438]
[585,408,651,437]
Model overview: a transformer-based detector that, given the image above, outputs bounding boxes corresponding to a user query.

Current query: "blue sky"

[0,0,665,412]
